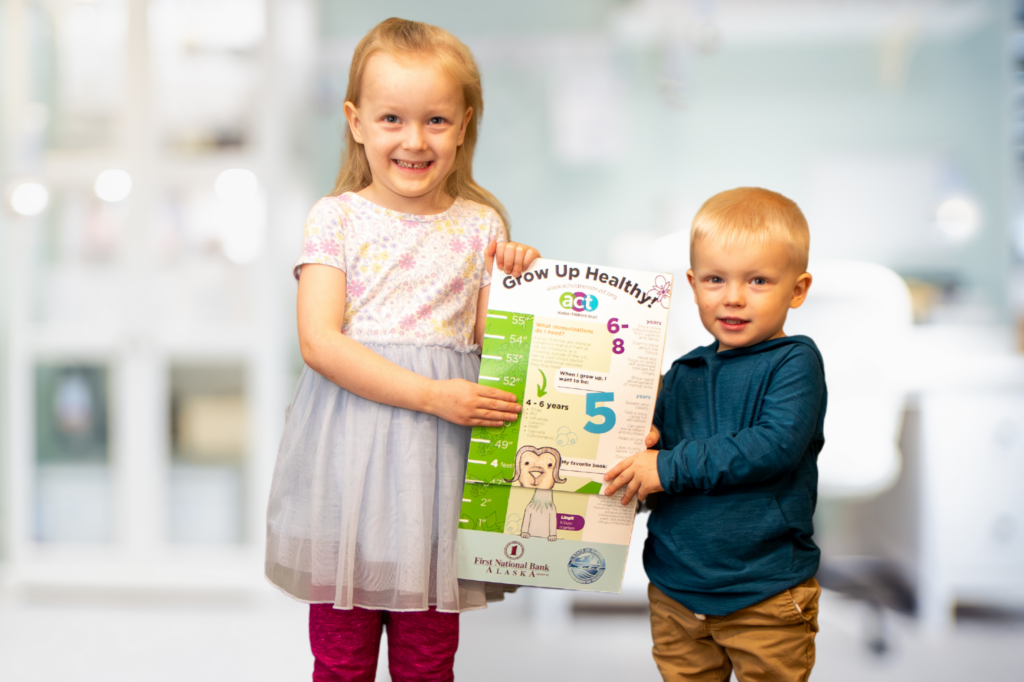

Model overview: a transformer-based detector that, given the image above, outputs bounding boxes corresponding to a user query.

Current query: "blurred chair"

[661,257,914,496]
[607,242,916,647]
[786,259,915,653]
[663,258,916,652]
[786,259,913,497]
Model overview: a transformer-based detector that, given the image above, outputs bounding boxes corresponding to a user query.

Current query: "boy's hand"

[486,240,541,278]
[603,450,664,505]
[645,425,660,449]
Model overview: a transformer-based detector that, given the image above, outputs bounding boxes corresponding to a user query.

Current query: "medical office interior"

[0,0,1022,679]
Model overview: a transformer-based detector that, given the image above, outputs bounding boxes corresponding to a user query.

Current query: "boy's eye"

[751,277,767,285]
[383,114,400,124]
[708,276,723,284]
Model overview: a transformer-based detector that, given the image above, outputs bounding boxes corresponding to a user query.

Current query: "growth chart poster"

[466,258,673,491]
[457,258,672,593]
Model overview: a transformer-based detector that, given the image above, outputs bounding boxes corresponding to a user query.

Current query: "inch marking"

[459,519,469,523]
[481,354,501,360]
[486,314,508,319]
[483,334,504,340]
[471,438,490,444]
[468,459,486,464]
[462,499,471,503]
[479,375,500,381]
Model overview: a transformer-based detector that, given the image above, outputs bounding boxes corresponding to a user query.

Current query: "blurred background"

[1,0,1022,680]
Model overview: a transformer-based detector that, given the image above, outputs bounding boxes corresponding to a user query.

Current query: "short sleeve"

[292,197,346,280]
[480,210,509,289]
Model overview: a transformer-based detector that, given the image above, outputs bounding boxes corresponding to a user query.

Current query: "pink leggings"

[308,604,459,682]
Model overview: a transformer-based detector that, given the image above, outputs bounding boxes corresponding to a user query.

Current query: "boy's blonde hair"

[691,187,809,273]
[331,18,510,231]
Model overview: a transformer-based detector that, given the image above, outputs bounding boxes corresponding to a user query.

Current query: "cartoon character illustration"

[506,445,566,541]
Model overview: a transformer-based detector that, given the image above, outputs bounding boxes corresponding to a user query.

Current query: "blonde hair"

[690,187,810,272]
[331,18,510,231]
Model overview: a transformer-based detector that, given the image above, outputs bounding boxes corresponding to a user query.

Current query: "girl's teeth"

[396,160,429,169]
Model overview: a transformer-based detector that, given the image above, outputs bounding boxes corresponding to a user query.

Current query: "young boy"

[604,187,827,681]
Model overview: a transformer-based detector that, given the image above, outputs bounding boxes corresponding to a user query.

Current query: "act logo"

[559,291,599,313]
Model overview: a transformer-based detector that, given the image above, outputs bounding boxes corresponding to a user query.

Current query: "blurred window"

[34,364,113,543]
[149,0,265,153]
[168,364,247,544]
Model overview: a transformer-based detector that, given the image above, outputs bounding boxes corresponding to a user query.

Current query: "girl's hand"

[428,378,522,427]
[485,240,541,278]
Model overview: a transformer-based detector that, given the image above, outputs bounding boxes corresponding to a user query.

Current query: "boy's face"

[687,237,812,353]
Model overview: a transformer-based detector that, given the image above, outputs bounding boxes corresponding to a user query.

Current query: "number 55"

[584,392,616,434]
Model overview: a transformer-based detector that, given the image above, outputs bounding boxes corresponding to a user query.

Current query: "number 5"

[584,392,616,434]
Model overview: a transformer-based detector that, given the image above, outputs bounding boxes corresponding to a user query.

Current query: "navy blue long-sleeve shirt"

[645,335,827,615]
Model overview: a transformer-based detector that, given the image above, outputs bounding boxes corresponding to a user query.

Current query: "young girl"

[265,18,541,682]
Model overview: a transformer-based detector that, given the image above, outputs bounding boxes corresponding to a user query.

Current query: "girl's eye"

[708,276,723,284]
[428,116,446,125]
[751,277,767,285]
[383,115,400,124]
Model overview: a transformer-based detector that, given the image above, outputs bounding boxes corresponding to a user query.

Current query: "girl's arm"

[298,264,522,428]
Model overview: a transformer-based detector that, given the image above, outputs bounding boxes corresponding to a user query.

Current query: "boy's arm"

[657,349,825,493]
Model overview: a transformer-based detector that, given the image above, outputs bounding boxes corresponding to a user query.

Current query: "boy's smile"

[687,239,812,352]
[344,53,472,215]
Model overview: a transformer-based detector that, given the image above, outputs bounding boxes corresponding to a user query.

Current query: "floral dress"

[266,192,509,612]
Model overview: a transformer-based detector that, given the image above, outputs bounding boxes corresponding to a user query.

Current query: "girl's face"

[344,53,472,215]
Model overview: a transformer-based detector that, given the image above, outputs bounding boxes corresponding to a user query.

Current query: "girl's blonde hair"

[331,18,510,231]
[690,187,810,272]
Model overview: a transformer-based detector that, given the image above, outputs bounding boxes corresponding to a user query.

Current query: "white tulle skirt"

[265,344,514,613]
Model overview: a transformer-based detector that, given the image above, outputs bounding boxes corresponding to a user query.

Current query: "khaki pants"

[648,578,820,682]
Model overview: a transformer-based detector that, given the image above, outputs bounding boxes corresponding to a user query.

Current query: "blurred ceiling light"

[94,169,132,202]
[10,182,50,216]
[222,225,264,264]
[935,195,981,242]
[68,3,99,31]
[215,169,258,201]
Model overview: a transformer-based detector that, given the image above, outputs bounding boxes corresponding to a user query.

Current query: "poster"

[457,258,672,593]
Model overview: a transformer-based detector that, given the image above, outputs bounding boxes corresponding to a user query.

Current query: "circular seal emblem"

[504,540,525,560]
[567,548,606,584]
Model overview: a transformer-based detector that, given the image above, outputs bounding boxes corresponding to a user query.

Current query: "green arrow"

[537,369,548,397]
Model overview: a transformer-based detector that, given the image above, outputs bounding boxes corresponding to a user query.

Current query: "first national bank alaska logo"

[504,541,525,560]
[568,548,606,584]
[560,291,599,313]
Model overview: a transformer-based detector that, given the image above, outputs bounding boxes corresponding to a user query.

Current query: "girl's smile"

[393,159,433,171]
[344,53,472,215]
